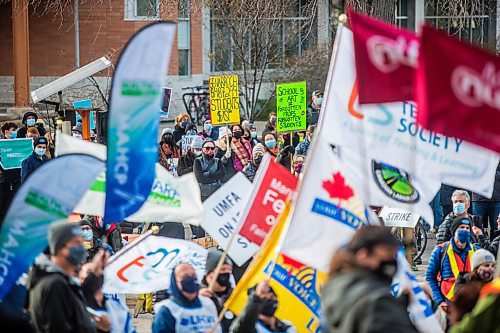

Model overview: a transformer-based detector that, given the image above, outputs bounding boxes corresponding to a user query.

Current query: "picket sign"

[378,206,420,228]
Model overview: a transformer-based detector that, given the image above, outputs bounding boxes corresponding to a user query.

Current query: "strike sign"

[209,74,240,125]
[276,82,307,132]
[238,155,298,245]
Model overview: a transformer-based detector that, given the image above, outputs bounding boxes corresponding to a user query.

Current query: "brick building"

[0,0,499,118]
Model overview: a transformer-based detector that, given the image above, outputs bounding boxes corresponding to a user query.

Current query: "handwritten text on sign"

[276,82,307,132]
[209,75,240,125]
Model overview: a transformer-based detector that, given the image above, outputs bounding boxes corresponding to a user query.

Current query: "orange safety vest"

[440,243,474,301]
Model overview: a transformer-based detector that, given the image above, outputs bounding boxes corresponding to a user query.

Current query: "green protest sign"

[276,82,307,133]
[0,139,33,169]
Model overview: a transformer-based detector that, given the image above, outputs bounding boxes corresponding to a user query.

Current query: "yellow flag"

[225,202,327,332]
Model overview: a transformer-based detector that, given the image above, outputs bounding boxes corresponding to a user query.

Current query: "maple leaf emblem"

[322,172,354,208]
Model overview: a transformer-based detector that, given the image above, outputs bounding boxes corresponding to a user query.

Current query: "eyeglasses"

[203,147,215,151]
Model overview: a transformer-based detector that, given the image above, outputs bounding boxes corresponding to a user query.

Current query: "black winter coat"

[193,156,225,200]
[28,255,96,333]
[177,151,196,176]
[21,152,48,182]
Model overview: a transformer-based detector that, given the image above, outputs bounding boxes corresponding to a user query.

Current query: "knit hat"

[253,143,266,159]
[34,136,48,147]
[161,128,174,136]
[348,225,399,252]
[451,216,472,236]
[218,127,232,139]
[312,90,323,97]
[79,219,92,228]
[202,138,215,148]
[191,136,203,149]
[471,249,495,270]
[241,120,250,129]
[206,249,233,273]
[186,123,197,132]
[49,221,83,255]
[22,111,38,124]
[72,122,83,134]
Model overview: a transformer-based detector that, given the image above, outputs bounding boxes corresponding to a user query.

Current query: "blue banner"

[0,154,103,300]
[104,22,176,223]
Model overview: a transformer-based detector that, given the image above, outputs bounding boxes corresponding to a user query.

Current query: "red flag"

[238,156,298,245]
[349,10,419,104]
[416,25,500,153]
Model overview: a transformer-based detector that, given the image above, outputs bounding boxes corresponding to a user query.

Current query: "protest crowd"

[0,10,500,333]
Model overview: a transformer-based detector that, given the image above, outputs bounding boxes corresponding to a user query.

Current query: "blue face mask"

[27,118,36,127]
[453,202,466,215]
[10,131,17,139]
[204,124,213,132]
[66,245,87,266]
[316,97,323,106]
[456,229,470,243]
[35,148,46,156]
[180,275,199,293]
[187,131,197,136]
[182,120,189,128]
[82,229,93,241]
[251,131,257,138]
[265,140,276,149]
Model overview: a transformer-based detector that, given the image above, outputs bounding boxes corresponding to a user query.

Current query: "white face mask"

[72,133,83,140]
[193,150,202,156]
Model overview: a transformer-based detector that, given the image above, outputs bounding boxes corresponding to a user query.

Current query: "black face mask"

[261,299,278,317]
[163,135,173,144]
[233,131,243,139]
[203,152,214,160]
[216,272,231,287]
[375,258,398,281]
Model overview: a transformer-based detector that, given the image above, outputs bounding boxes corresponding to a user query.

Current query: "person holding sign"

[0,122,22,223]
[21,136,48,183]
[230,124,252,172]
[215,127,237,183]
[194,139,226,202]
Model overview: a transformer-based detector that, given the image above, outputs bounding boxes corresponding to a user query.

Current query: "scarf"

[231,138,252,166]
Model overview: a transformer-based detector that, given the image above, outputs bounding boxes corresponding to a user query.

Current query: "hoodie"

[28,254,96,333]
[152,270,203,333]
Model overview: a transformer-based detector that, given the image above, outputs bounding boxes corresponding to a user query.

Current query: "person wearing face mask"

[291,155,305,177]
[173,113,192,143]
[29,221,107,332]
[178,136,203,176]
[322,225,417,333]
[231,280,296,333]
[159,128,181,172]
[230,124,252,172]
[243,144,266,182]
[454,249,496,294]
[201,119,218,140]
[246,124,259,147]
[21,136,49,183]
[436,190,485,245]
[16,111,46,138]
[215,127,237,183]
[0,122,21,223]
[72,123,84,140]
[80,220,114,262]
[306,90,323,127]
[261,113,277,139]
[199,250,235,333]
[263,133,278,158]
[426,217,481,313]
[153,263,222,333]
[194,139,226,202]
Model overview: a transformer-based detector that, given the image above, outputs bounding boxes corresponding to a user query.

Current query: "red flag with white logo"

[416,25,500,153]
[238,155,298,245]
[349,10,419,104]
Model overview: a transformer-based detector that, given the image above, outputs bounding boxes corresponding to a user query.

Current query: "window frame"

[124,0,160,21]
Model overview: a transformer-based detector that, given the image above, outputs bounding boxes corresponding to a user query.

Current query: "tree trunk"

[345,0,397,23]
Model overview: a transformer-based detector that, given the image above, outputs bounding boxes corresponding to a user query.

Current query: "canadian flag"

[349,10,419,104]
[416,25,500,154]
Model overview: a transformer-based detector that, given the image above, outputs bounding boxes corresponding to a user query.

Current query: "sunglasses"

[203,146,215,151]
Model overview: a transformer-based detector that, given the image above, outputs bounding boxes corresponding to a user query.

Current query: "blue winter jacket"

[294,138,310,156]
[152,267,203,333]
[21,152,48,182]
[426,238,480,304]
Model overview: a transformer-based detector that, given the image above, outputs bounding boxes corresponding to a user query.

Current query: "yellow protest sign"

[209,75,241,125]
[225,202,327,332]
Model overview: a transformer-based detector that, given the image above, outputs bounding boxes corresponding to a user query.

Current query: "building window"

[124,0,159,20]
[395,0,409,29]
[178,0,190,75]
[210,0,317,72]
